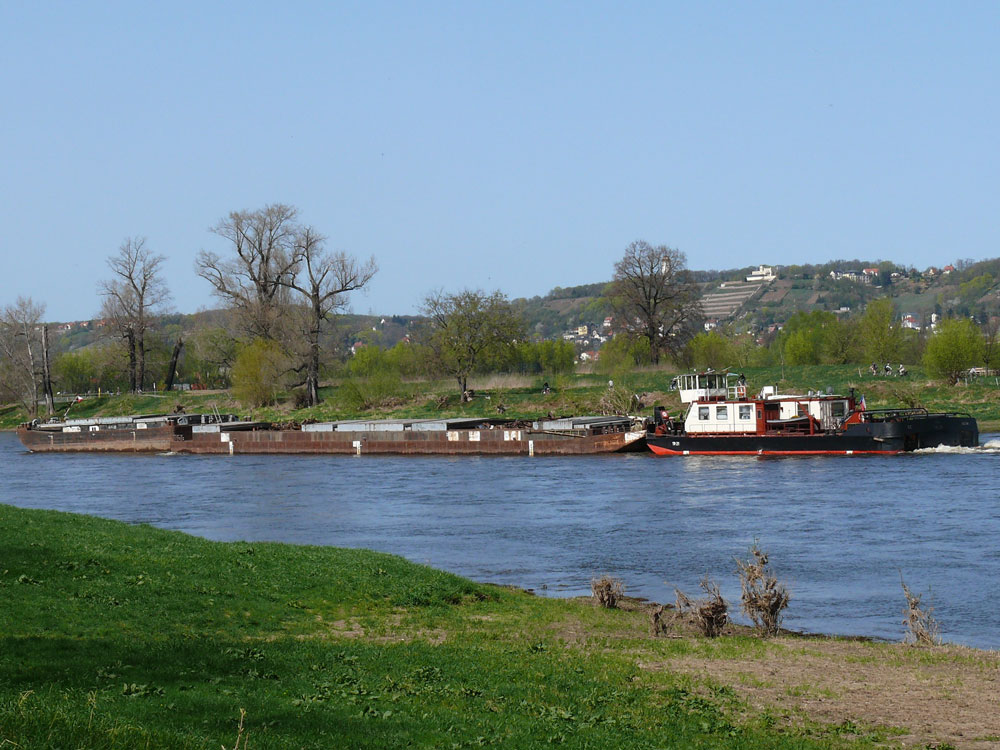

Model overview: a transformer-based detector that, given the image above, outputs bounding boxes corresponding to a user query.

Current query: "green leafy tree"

[686,331,736,370]
[923,318,984,384]
[53,351,99,393]
[422,289,525,393]
[596,335,650,374]
[822,318,861,364]
[348,344,389,378]
[231,338,288,406]
[859,298,904,364]
[384,340,427,378]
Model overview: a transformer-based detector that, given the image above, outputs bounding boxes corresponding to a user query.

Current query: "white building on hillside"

[745,265,775,283]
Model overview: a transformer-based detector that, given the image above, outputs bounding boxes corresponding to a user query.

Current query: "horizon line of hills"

[48,256,1000,354]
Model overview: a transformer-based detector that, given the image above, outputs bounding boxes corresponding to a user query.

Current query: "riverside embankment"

[2,504,998,749]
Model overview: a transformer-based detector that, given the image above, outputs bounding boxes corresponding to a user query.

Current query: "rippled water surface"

[3,431,999,648]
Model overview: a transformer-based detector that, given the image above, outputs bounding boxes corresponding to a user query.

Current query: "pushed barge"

[17,414,647,456]
[647,372,978,456]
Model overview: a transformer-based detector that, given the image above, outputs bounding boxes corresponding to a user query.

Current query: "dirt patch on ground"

[643,637,1000,748]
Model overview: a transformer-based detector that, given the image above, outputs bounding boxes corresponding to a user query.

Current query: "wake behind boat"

[646,371,978,456]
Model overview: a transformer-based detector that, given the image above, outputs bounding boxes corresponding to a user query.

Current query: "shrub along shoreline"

[2,504,996,749]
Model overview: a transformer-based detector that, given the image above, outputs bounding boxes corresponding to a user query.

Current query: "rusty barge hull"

[176,428,645,455]
[17,421,647,456]
[16,425,177,453]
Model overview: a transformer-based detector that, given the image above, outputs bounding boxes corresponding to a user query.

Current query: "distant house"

[942,264,955,275]
[576,325,589,337]
[703,320,718,331]
[863,268,880,278]
[745,265,775,283]
[829,270,868,284]
[578,350,599,363]
[350,341,365,355]
[901,314,921,331]
[602,316,613,329]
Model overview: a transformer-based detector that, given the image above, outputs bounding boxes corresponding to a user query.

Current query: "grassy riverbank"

[2,505,997,748]
[4,364,1000,431]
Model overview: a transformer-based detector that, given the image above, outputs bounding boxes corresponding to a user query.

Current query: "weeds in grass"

[591,575,624,608]
[338,374,407,411]
[222,708,248,750]
[675,577,729,638]
[735,543,790,637]
[900,573,941,646]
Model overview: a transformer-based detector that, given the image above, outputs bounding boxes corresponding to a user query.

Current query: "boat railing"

[727,384,748,400]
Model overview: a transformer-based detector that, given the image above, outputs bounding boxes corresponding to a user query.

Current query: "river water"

[3,431,999,649]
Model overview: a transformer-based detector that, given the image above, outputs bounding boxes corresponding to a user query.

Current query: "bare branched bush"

[735,543,790,637]
[900,574,941,646]
[598,385,638,416]
[674,577,729,638]
[591,575,624,609]
[650,604,669,636]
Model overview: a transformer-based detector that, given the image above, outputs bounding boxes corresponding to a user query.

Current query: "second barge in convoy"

[646,371,979,456]
[16,413,648,456]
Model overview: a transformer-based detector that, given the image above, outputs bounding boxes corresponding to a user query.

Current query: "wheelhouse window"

[739,404,753,420]
[715,405,728,420]
[831,400,847,418]
[698,406,710,420]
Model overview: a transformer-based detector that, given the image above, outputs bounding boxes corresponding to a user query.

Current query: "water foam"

[912,439,1000,455]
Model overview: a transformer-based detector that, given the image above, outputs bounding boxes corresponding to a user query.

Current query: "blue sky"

[3,2,999,322]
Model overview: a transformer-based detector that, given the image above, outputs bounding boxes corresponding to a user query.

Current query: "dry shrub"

[735,543,790,637]
[900,574,941,646]
[474,374,533,390]
[591,575,624,609]
[599,385,640,416]
[674,577,729,638]
[886,382,924,409]
[650,604,670,636]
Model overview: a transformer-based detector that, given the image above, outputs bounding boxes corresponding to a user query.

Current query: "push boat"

[646,372,978,456]
[16,413,647,456]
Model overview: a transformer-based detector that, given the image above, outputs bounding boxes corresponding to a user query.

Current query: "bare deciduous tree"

[284,227,377,406]
[99,237,169,392]
[608,240,702,364]
[196,204,301,341]
[0,297,47,416]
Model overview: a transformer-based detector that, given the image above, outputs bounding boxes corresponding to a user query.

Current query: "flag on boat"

[75,395,84,402]
[858,394,866,411]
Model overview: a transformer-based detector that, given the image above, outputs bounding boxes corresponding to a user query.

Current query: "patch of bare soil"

[643,638,1000,748]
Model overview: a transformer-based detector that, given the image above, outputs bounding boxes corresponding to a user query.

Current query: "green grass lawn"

[1,504,891,749]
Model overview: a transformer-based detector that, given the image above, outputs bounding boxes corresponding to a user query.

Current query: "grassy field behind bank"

[5,364,1000,431]
[2,505,997,749]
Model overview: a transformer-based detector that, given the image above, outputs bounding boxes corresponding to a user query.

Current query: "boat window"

[698,406,710,420]
[797,403,808,417]
[716,405,728,420]
[739,404,753,420]
[831,400,847,418]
